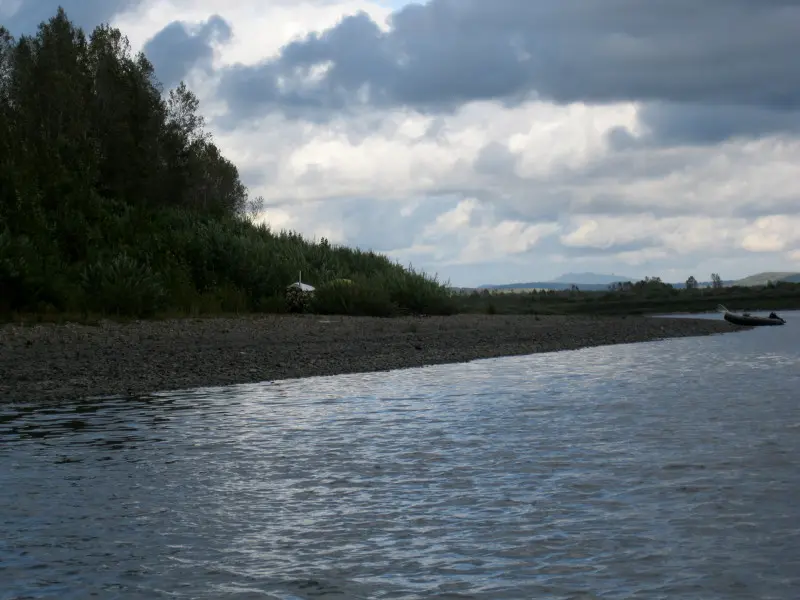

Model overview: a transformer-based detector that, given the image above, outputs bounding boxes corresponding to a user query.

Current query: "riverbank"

[1,314,746,403]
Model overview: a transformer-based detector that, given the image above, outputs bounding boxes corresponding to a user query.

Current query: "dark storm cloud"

[216,0,800,126]
[1,0,142,35]
[637,103,800,146]
[143,15,231,88]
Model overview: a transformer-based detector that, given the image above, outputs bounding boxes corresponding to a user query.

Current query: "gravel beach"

[1,314,745,403]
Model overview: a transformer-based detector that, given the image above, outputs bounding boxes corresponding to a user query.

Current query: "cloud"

[414,197,560,265]
[143,15,231,88]
[214,0,800,130]
[112,0,393,67]
[553,136,800,220]
[741,216,800,253]
[261,194,464,254]
[204,76,800,284]
[1,0,143,35]
[636,103,800,146]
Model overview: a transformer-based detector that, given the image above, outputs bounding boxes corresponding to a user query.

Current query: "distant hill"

[477,281,624,292]
[550,272,633,285]
[475,274,736,292]
[478,272,633,291]
[475,270,800,292]
[733,272,800,287]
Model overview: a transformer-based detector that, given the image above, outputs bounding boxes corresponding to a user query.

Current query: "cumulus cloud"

[1,0,144,34]
[741,216,800,253]
[214,2,800,124]
[143,15,231,87]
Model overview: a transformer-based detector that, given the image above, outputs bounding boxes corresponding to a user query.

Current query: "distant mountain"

[549,272,633,285]
[477,272,633,291]
[476,270,800,292]
[733,272,800,287]
[477,281,619,292]
[475,276,736,292]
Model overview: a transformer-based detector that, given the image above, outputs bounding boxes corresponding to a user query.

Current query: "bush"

[0,229,78,312]
[80,252,166,316]
[285,285,313,313]
[312,279,399,317]
[378,269,457,316]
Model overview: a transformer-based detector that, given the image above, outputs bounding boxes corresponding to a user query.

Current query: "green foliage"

[312,279,398,317]
[286,285,313,313]
[0,8,242,223]
[0,228,76,312]
[80,252,165,316]
[305,268,459,317]
[0,10,455,319]
[377,268,457,316]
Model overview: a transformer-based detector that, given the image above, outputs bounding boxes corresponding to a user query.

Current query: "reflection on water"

[2,315,800,599]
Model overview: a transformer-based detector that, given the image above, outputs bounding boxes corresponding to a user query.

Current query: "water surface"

[2,314,799,598]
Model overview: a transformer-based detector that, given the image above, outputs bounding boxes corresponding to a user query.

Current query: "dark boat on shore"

[718,305,786,326]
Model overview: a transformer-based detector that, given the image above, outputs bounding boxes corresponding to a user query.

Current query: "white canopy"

[287,281,315,292]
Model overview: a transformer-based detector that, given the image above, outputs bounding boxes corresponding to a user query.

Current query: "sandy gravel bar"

[0,314,745,403]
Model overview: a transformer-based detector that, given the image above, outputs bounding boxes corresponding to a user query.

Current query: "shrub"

[312,279,399,317]
[80,252,166,316]
[0,229,77,312]
[377,269,457,316]
[285,285,313,313]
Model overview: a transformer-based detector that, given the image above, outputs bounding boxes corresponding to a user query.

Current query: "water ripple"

[2,317,800,598]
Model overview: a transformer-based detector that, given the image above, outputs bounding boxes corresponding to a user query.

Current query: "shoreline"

[1,314,748,403]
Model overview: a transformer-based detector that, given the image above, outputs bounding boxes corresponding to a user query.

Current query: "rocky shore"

[1,314,746,403]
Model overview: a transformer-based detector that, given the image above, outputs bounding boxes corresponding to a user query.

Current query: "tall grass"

[0,206,457,318]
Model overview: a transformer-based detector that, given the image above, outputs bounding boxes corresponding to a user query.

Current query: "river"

[2,313,799,599]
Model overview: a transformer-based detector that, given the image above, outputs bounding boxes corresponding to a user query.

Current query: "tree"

[86,25,165,206]
[0,8,249,229]
[245,195,265,221]
[710,273,723,289]
[165,81,208,145]
[685,275,698,290]
[608,281,632,292]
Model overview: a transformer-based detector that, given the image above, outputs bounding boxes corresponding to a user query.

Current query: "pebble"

[0,314,747,403]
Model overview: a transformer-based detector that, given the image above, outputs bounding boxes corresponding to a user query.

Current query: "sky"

[3,0,800,286]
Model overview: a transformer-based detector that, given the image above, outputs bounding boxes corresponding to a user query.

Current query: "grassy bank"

[7,276,799,325]
[0,206,456,319]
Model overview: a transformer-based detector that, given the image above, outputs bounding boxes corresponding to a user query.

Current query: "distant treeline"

[477,273,735,292]
[0,9,455,319]
[456,277,800,315]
